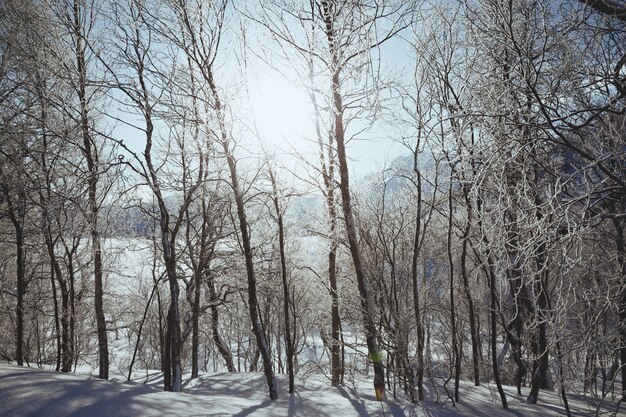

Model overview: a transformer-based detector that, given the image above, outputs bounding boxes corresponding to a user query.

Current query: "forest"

[1,0,625,416]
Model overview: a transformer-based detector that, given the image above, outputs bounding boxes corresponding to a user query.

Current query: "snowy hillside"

[1,364,620,417]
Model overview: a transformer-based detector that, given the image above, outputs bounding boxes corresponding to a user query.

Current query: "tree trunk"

[332,67,385,402]
[269,169,294,393]
[478,197,508,409]
[447,178,460,403]
[411,151,425,402]
[42,212,72,373]
[208,278,234,372]
[73,0,108,380]
[14,221,25,366]
[207,68,277,399]
[165,265,182,392]
[148,175,182,392]
[4,184,27,367]
[311,80,343,388]
[329,244,343,387]
[526,241,550,404]
[191,268,201,379]
[128,275,160,381]
[320,0,385,400]
[49,261,61,372]
[488,260,508,409]
[613,218,626,400]
[67,250,77,372]
[461,186,480,386]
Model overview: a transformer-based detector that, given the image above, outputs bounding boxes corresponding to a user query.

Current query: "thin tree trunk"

[185,54,207,381]
[311,78,343,388]
[190,266,202,379]
[67,249,77,373]
[50,261,61,372]
[613,218,626,400]
[461,186,480,386]
[126,18,185,389]
[208,278,234,372]
[73,0,108,380]
[446,178,460,404]
[526,161,550,404]
[332,66,386,401]
[328,241,343,387]
[269,168,294,393]
[411,149,425,402]
[160,214,182,392]
[526,245,550,404]
[14,221,25,366]
[545,270,571,416]
[47,238,71,373]
[3,185,27,367]
[320,0,385,399]
[478,197,508,409]
[42,209,72,373]
[488,259,508,409]
[128,275,160,381]
[206,67,277,399]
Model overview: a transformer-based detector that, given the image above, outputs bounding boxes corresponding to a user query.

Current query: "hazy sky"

[246,32,413,179]
[110,4,415,183]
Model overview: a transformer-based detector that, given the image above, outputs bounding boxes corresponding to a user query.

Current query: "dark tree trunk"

[3,183,27,367]
[125,15,186,389]
[73,0,108,380]
[526,241,550,404]
[411,228,425,401]
[60,285,71,373]
[320,0,385,400]
[526,160,550,405]
[504,216,530,396]
[191,268,201,379]
[312,89,343,388]
[164,263,182,392]
[147,163,183,392]
[14,222,25,366]
[613,218,626,400]
[67,249,77,373]
[156,289,165,372]
[208,278,234,372]
[411,150,425,402]
[128,275,160,381]
[487,259,508,409]
[324,145,342,388]
[461,186,480,386]
[206,67,277,399]
[269,169,295,393]
[50,263,61,372]
[446,178,460,403]
[42,212,72,373]
[328,244,343,387]
[331,64,385,403]
[477,197,508,409]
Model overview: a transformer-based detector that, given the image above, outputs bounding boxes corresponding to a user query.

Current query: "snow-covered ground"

[1,364,622,416]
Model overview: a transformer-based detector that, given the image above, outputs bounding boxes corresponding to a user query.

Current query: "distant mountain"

[106,205,156,238]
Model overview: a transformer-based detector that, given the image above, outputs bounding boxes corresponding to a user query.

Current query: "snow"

[1,364,622,417]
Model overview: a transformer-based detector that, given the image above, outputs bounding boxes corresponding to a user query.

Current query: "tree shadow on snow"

[337,386,371,416]
[232,399,273,417]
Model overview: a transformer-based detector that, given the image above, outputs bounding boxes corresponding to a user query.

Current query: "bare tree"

[268,166,295,393]
[157,0,278,398]
[102,0,207,391]
[255,0,417,400]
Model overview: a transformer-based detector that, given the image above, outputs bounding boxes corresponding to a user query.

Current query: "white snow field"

[1,364,622,417]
